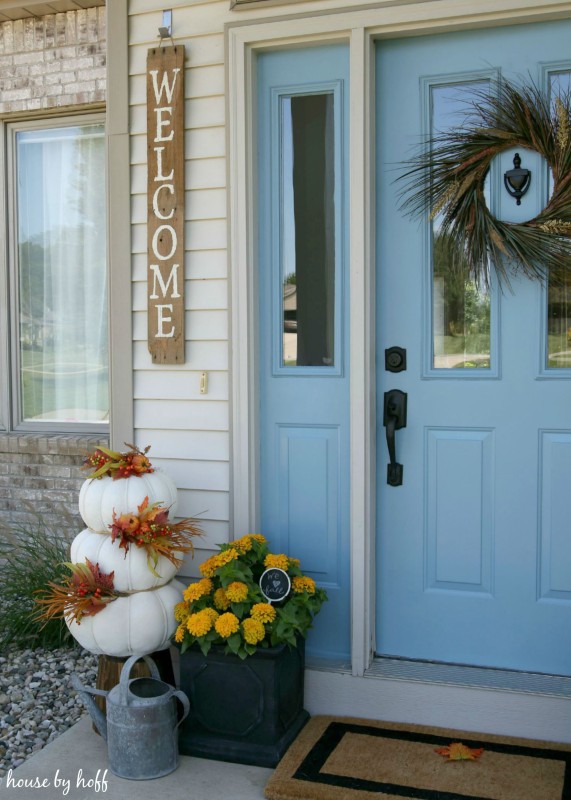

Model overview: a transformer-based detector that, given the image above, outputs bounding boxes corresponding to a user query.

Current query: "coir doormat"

[264,716,571,800]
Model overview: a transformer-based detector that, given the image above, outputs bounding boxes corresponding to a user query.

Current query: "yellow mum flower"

[183,578,213,602]
[288,557,301,568]
[174,623,186,643]
[292,576,316,594]
[225,581,248,602]
[251,603,276,624]
[264,553,289,570]
[199,556,219,578]
[203,607,219,624]
[242,618,266,645]
[230,535,253,553]
[249,534,267,544]
[187,609,215,637]
[199,549,238,577]
[174,601,189,622]
[215,612,240,639]
[216,549,239,567]
[214,587,230,611]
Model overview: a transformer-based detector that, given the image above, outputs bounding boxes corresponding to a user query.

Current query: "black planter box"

[178,640,309,767]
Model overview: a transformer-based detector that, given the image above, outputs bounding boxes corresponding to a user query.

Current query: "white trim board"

[305,668,571,743]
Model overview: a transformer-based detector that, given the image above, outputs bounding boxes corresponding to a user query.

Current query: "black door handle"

[383,389,407,486]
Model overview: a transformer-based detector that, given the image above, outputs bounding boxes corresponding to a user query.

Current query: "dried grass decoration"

[398,78,571,287]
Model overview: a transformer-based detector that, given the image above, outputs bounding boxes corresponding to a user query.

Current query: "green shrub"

[0,503,78,650]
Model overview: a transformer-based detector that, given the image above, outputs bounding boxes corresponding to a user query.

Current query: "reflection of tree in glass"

[434,231,490,365]
[19,240,45,349]
[68,129,106,229]
[20,225,107,354]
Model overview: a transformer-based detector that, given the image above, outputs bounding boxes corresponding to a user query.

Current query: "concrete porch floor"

[0,715,273,799]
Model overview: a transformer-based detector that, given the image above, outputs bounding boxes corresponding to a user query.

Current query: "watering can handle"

[173,690,190,728]
[120,654,161,704]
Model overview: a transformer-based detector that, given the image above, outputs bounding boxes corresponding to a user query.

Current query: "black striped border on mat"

[292,721,571,800]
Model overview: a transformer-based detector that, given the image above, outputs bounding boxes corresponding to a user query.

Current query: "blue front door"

[257,44,350,659]
[376,21,571,674]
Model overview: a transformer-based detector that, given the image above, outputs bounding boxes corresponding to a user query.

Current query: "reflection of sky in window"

[17,126,104,242]
[550,71,571,102]
[431,81,490,231]
[432,81,488,132]
[282,97,296,283]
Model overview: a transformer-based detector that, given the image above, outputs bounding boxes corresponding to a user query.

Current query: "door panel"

[376,21,571,674]
[258,44,350,659]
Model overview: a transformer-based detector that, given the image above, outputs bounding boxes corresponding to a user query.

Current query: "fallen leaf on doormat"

[435,742,484,761]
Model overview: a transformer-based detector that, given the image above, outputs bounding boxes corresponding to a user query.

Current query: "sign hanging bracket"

[158,10,173,44]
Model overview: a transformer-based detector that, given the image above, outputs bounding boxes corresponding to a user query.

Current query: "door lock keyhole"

[385,346,407,373]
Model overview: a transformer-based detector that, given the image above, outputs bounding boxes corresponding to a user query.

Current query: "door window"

[281,94,336,368]
[430,82,493,371]
[546,70,571,369]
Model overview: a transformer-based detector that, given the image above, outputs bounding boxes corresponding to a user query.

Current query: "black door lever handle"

[383,390,407,486]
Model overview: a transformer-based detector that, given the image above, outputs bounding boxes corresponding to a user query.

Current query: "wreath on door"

[398,78,571,287]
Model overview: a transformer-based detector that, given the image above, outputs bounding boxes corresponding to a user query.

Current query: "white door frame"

[226,0,571,678]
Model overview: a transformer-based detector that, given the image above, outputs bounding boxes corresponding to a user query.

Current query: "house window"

[3,116,108,431]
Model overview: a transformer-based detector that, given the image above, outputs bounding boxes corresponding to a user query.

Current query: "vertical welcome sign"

[147,45,185,363]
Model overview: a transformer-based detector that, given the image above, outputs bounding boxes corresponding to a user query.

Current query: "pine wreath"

[398,78,571,287]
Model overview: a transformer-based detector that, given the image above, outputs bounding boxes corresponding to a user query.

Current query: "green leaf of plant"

[199,638,212,657]
[226,632,242,654]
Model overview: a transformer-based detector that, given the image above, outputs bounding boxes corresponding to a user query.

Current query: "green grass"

[437,334,491,356]
[547,334,571,368]
[0,503,78,650]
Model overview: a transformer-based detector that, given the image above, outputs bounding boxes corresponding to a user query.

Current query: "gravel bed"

[0,647,98,778]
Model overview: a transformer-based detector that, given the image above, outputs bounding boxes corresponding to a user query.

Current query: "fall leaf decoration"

[435,742,484,762]
[82,443,154,480]
[35,559,119,625]
[110,497,202,577]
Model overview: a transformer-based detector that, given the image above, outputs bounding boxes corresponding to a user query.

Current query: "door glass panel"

[547,274,571,367]
[431,83,492,370]
[547,71,571,369]
[281,93,335,367]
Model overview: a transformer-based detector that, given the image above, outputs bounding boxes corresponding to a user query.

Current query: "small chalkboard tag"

[259,568,291,604]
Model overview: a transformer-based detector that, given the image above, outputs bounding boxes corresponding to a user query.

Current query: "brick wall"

[0,435,108,531]
[0,7,106,114]
[0,6,107,534]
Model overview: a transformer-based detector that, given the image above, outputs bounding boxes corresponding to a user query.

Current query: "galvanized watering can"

[71,654,190,780]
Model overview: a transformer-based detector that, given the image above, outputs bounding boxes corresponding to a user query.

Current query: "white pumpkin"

[78,469,177,533]
[66,579,184,657]
[70,528,181,592]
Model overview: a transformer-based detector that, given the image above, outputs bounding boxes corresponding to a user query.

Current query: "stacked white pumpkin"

[67,468,185,657]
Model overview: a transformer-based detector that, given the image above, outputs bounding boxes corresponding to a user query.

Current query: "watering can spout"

[71,673,108,741]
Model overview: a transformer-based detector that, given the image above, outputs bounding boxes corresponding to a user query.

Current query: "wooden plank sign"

[147,45,185,363]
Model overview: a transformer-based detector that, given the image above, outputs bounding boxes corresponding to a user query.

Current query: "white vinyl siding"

[128,2,228,574]
[127,0,365,574]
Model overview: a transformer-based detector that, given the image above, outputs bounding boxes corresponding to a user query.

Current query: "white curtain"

[17,123,108,424]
